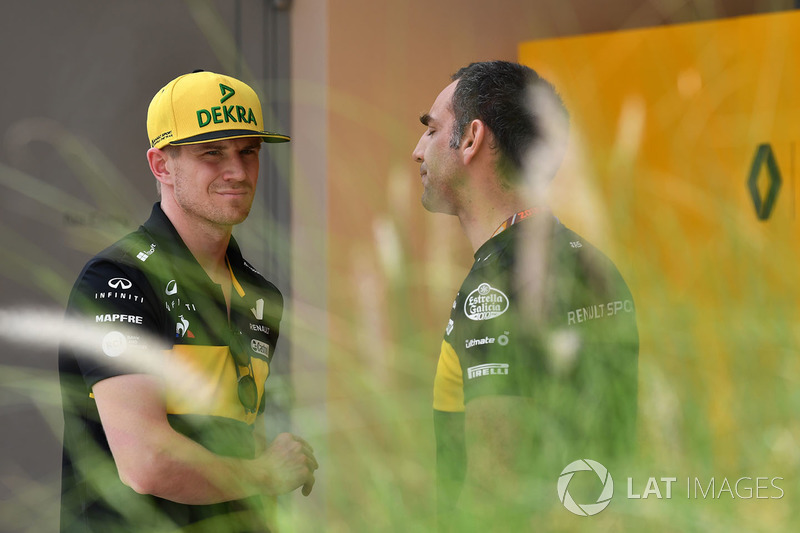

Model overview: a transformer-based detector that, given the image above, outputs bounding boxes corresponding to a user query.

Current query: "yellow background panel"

[520,11,800,529]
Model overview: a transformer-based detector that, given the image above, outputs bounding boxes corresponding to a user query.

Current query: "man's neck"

[160,202,233,285]
[456,193,530,253]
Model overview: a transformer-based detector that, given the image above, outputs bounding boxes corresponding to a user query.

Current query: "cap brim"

[170,129,290,145]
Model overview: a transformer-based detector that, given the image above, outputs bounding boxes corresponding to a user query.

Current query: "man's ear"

[461,119,487,165]
[147,148,173,188]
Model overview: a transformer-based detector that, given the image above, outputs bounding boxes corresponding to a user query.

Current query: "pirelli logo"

[467,363,509,380]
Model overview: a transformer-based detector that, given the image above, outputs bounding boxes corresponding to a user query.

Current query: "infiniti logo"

[166,280,178,295]
[108,278,132,290]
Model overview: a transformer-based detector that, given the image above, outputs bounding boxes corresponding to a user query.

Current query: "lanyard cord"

[490,207,546,238]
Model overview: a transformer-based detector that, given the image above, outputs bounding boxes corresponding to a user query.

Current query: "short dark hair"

[161,144,181,158]
[155,145,183,198]
[450,61,569,182]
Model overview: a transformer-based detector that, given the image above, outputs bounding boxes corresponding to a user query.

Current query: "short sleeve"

[433,340,465,413]
[62,260,164,388]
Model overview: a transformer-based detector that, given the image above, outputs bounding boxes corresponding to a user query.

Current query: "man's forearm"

[114,416,266,504]
[94,375,317,505]
[118,425,317,504]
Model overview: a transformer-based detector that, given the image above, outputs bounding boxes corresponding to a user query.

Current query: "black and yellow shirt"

[434,213,638,459]
[59,203,282,532]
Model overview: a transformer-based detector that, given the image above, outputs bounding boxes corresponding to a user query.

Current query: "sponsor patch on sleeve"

[463,283,509,321]
[467,363,510,379]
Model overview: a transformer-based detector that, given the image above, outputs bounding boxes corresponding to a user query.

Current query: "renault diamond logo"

[219,83,235,103]
[747,143,782,221]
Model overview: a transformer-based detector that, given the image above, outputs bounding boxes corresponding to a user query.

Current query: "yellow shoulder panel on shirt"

[433,339,465,413]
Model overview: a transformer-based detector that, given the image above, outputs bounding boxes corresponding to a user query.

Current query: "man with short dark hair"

[59,71,317,532]
[413,60,638,529]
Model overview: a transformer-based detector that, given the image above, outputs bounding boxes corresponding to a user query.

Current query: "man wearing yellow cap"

[59,71,316,532]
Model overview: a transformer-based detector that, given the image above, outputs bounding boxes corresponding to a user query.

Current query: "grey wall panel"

[0,2,291,531]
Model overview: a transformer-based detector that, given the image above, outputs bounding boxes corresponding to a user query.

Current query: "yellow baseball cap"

[147,70,290,149]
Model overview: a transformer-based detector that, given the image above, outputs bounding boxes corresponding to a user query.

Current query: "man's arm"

[93,374,317,505]
[461,395,537,526]
[434,410,465,532]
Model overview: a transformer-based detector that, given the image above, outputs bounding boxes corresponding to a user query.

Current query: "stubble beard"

[173,173,254,228]
[420,170,463,216]
[421,188,452,214]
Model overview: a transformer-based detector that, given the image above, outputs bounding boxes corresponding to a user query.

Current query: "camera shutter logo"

[557,459,614,516]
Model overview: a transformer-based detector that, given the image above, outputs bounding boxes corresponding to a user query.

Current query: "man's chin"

[219,200,254,223]
[213,208,251,227]
[421,194,455,215]
[226,213,251,226]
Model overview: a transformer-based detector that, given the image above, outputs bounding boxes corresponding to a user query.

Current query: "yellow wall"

[520,10,800,529]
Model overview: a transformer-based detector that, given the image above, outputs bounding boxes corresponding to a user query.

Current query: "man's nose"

[222,154,248,180]
[412,137,424,163]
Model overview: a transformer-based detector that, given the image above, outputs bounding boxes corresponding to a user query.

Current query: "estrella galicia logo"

[558,459,614,517]
[108,278,132,290]
[464,283,509,321]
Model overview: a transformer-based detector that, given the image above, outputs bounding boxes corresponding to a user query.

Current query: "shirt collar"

[140,202,246,285]
[473,208,557,263]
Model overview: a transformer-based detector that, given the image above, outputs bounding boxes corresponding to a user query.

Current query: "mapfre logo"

[558,459,614,517]
[464,283,509,321]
